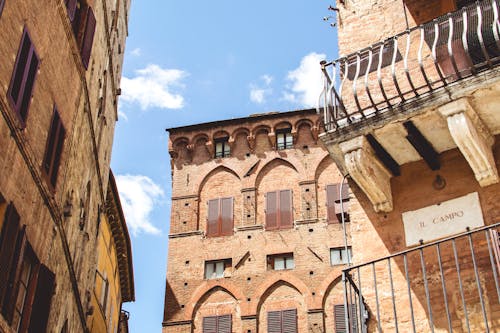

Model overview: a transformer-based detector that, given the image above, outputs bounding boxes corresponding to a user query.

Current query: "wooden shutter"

[220,197,233,236]
[334,304,347,333]
[326,184,339,223]
[490,229,500,275]
[336,183,350,221]
[202,316,217,333]
[43,108,65,188]
[0,0,5,17]
[65,0,78,22]
[217,314,232,333]
[81,7,96,69]
[282,309,297,333]
[267,310,282,333]
[27,264,55,333]
[207,199,219,237]
[8,29,39,124]
[279,190,293,228]
[266,192,278,230]
[0,204,21,308]
[2,226,27,324]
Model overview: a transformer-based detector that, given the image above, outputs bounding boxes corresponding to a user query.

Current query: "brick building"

[318,0,500,331]
[0,0,132,332]
[163,109,357,332]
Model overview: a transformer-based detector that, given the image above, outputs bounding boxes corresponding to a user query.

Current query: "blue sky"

[110,1,338,331]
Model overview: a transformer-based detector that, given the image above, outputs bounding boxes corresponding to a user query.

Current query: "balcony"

[340,222,500,332]
[317,0,500,213]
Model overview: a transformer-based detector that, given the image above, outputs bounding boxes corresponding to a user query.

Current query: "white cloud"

[120,64,188,110]
[249,75,273,104]
[115,174,165,236]
[284,52,326,107]
[130,48,142,57]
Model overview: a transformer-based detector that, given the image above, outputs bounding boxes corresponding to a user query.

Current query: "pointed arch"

[250,273,314,314]
[318,271,344,309]
[254,157,306,189]
[186,280,247,320]
[198,165,241,195]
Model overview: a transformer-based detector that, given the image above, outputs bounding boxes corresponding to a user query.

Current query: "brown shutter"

[0,0,4,17]
[490,229,500,275]
[217,314,232,333]
[202,316,217,333]
[43,108,66,189]
[2,226,27,324]
[267,310,282,333]
[65,0,78,22]
[334,304,346,333]
[220,197,233,236]
[282,309,297,333]
[50,117,66,188]
[207,199,219,237]
[28,264,55,333]
[279,190,293,228]
[335,182,350,221]
[8,29,39,124]
[326,185,339,223]
[81,7,96,69]
[266,192,278,230]
[0,204,21,308]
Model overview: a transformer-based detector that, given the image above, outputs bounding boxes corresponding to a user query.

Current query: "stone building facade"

[163,109,358,332]
[318,0,500,331]
[0,0,132,332]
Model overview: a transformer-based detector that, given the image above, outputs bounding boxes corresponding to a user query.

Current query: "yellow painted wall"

[88,214,122,333]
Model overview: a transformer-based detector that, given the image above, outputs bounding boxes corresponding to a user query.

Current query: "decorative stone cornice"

[340,136,393,213]
[438,98,498,187]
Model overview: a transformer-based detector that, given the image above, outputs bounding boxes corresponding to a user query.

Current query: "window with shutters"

[204,259,232,279]
[7,28,39,126]
[267,253,294,271]
[334,304,358,333]
[202,314,232,333]
[43,107,66,190]
[206,197,233,237]
[66,0,96,69]
[276,128,293,150]
[214,137,230,158]
[265,189,293,230]
[0,203,55,332]
[330,247,352,266]
[0,0,5,18]
[326,183,350,224]
[267,309,297,333]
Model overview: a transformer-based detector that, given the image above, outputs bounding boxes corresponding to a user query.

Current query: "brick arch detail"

[318,270,344,309]
[185,280,247,320]
[231,126,250,138]
[197,165,242,195]
[314,153,339,180]
[249,273,314,315]
[254,157,306,188]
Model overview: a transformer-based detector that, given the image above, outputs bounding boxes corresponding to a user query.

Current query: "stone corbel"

[205,140,214,157]
[247,134,256,153]
[228,135,236,150]
[311,126,319,143]
[168,149,178,160]
[268,131,276,150]
[291,129,298,144]
[438,98,498,187]
[340,136,393,213]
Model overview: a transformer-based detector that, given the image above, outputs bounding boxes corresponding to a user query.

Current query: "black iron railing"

[342,222,500,332]
[318,0,500,132]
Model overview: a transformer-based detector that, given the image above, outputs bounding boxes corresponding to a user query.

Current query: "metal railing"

[318,0,500,132]
[341,222,500,332]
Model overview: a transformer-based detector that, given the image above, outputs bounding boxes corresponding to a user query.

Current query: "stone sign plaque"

[402,192,484,247]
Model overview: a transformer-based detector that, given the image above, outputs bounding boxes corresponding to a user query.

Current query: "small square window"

[204,259,232,279]
[330,247,352,266]
[267,253,294,271]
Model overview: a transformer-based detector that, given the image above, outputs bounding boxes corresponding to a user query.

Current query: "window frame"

[202,314,232,333]
[276,128,293,150]
[0,0,5,18]
[334,303,358,333]
[42,106,66,190]
[204,259,232,280]
[330,247,352,266]
[265,189,293,230]
[214,137,230,158]
[267,308,297,333]
[267,253,294,271]
[7,27,39,126]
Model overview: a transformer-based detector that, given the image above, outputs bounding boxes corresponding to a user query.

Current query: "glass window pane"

[274,257,285,270]
[285,133,293,147]
[215,261,225,277]
[205,262,215,279]
[330,249,341,265]
[285,256,294,269]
